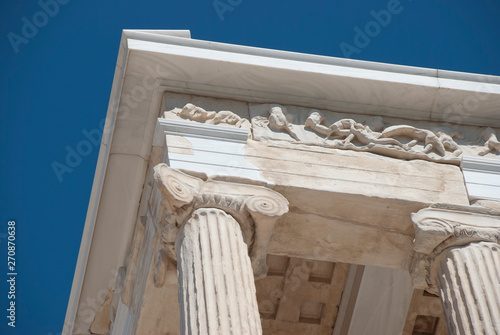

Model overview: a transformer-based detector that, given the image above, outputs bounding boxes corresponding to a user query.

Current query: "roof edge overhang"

[121,29,500,127]
[124,30,500,84]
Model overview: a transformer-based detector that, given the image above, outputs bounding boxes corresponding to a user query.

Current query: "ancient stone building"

[63,30,500,335]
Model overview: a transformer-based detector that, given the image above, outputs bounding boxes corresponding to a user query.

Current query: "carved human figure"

[478,127,500,156]
[212,110,244,126]
[306,112,407,148]
[348,125,409,149]
[173,103,248,128]
[268,105,299,140]
[304,110,330,136]
[436,131,463,157]
[380,125,446,156]
[178,103,216,121]
[325,118,364,140]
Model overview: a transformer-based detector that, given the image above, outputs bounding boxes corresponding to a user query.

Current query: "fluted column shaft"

[176,208,262,335]
[433,242,500,335]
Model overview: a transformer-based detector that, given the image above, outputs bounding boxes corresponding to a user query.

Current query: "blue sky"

[0,0,499,334]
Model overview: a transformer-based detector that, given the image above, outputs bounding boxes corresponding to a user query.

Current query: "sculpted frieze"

[251,104,497,165]
[163,102,500,165]
[479,127,500,156]
[163,103,251,129]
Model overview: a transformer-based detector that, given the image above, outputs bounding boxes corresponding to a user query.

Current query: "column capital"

[412,204,500,254]
[410,203,500,291]
[153,163,289,279]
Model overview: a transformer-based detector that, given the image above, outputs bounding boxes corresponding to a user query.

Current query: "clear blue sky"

[0,0,499,334]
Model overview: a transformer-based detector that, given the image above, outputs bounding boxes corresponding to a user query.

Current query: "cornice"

[122,30,500,84]
[123,30,500,127]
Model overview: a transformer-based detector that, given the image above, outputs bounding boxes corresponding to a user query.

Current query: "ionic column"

[433,242,500,334]
[176,208,261,334]
[152,164,289,335]
[411,204,500,335]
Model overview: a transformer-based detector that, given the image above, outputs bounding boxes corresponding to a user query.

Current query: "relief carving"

[253,104,300,140]
[436,131,463,157]
[379,125,448,155]
[479,127,500,156]
[164,103,250,128]
[256,107,466,164]
[253,105,500,164]
[162,102,500,164]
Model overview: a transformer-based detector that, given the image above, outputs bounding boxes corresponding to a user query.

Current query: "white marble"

[123,30,500,127]
[153,118,269,183]
[462,156,500,201]
[434,242,500,334]
[110,298,133,335]
[412,205,500,334]
[176,208,262,334]
[64,30,500,335]
[69,153,148,334]
[333,265,413,335]
[154,118,249,146]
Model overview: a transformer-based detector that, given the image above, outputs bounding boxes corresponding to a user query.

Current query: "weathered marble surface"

[158,120,469,269]
[177,208,262,334]
[249,103,500,165]
[152,163,289,279]
[164,102,500,166]
[411,204,500,335]
[402,289,448,335]
[68,32,500,335]
[104,100,498,335]
[163,103,251,129]
[434,242,500,334]
[256,257,349,335]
